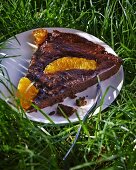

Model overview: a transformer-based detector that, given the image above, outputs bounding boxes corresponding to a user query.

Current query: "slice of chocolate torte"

[17,29,122,111]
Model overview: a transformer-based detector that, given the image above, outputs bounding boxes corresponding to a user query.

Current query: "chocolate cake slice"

[17,30,122,111]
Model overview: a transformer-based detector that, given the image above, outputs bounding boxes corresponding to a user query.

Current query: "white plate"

[0,28,124,124]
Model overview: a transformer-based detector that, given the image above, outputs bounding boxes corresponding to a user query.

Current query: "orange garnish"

[32,29,48,45]
[44,57,97,74]
[17,77,39,110]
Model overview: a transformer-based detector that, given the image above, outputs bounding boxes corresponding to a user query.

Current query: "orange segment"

[32,29,48,45]
[17,77,39,110]
[44,57,97,74]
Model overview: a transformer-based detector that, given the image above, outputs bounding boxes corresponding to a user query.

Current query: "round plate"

[0,28,124,124]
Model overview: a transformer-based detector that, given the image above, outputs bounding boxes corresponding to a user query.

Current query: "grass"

[0,0,136,169]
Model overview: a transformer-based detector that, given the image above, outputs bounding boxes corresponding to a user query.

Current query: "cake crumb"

[56,104,76,117]
[76,97,87,106]
[49,111,55,116]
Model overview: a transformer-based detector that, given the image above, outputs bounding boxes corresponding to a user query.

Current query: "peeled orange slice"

[44,57,97,74]
[32,29,48,45]
[17,77,39,110]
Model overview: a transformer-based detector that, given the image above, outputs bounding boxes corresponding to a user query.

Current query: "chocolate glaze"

[26,30,122,111]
